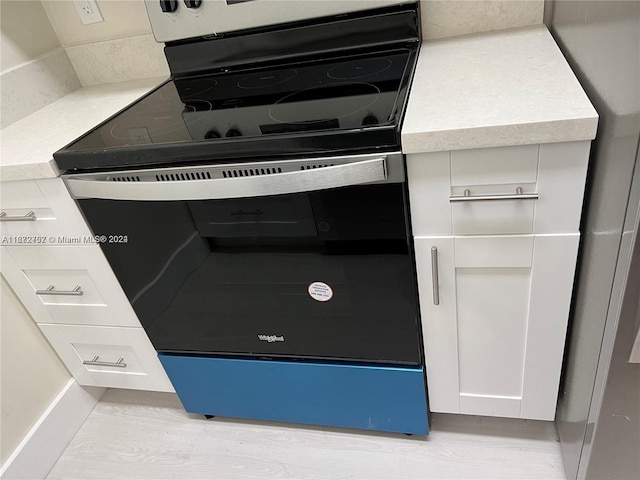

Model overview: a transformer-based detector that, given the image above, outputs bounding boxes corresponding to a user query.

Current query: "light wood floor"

[47,389,566,480]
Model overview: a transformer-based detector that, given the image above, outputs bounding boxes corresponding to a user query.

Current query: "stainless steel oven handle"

[66,158,387,201]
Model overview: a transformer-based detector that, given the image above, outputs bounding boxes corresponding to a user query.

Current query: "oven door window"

[79,183,421,365]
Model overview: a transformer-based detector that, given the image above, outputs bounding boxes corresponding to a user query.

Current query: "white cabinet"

[0,178,173,393]
[408,142,591,236]
[38,324,172,392]
[415,234,579,419]
[2,245,142,327]
[407,141,590,420]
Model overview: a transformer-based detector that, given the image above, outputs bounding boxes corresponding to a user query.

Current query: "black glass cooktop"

[54,48,416,172]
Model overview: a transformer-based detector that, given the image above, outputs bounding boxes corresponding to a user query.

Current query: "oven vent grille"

[92,156,392,186]
[222,167,283,178]
[155,171,212,182]
[300,164,335,170]
[110,175,141,182]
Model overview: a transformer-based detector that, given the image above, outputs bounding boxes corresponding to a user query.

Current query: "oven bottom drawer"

[158,354,429,435]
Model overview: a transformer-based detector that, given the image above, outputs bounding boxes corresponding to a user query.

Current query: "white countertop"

[0,77,165,182]
[1,25,599,181]
[401,25,598,154]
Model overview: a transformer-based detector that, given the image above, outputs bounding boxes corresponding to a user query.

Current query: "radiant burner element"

[109,100,212,142]
[179,79,218,98]
[268,83,380,124]
[238,69,298,89]
[327,58,393,80]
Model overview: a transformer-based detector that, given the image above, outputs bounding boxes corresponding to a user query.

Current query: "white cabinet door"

[414,236,460,413]
[415,233,579,420]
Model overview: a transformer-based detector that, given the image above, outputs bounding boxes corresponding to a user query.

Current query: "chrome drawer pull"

[35,284,84,296]
[82,355,127,368]
[431,246,440,306]
[0,211,37,222]
[449,187,539,202]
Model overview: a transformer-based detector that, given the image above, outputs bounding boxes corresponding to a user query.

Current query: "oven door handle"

[65,158,388,201]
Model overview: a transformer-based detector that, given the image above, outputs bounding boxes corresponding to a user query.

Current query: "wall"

[0,1,80,128]
[420,0,543,40]
[40,0,168,86]
[0,0,60,71]
[0,1,77,468]
[39,0,546,47]
[0,276,71,466]
[0,0,545,94]
[548,1,640,479]
[37,0,543,86]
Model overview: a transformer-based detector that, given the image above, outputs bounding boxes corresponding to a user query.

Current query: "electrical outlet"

[73,0,104,25]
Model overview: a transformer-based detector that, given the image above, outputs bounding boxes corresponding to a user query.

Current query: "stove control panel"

[145,0,413,43]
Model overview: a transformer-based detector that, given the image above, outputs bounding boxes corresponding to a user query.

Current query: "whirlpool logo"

[257,334,285,343]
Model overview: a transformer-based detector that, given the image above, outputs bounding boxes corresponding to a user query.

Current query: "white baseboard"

[0,380,105,480]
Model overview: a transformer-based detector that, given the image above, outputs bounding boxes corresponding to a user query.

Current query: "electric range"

[55,0,429,435]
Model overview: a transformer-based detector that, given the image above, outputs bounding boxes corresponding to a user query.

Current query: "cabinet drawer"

[1,178,94,241]
[0,180,49,209]
[38,324,174,392]
[1,245,141,327]
[1,179,59,240]
[449,146,539,235]
[450,184,537,235]
[0,207,65,241]
[22,268,117,324]
[407,148,540,236]
[407,141,591,236]
[450,145,539,186]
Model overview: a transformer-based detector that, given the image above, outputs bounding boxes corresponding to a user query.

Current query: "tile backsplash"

[65,34,169,86]
[3,0,545,104]
[56,0,543,86]
[421,0,544,40]
[0,49,81,129]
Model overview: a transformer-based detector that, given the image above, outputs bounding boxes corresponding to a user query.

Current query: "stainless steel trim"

[82,355,127,368]
[0,211,37,222]
[35,285,83,296]
[431,246,440,306]
[449,187,539,203]
[64,153,403,201]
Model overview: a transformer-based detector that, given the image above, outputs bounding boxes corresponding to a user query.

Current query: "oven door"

[65,153,422,365]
